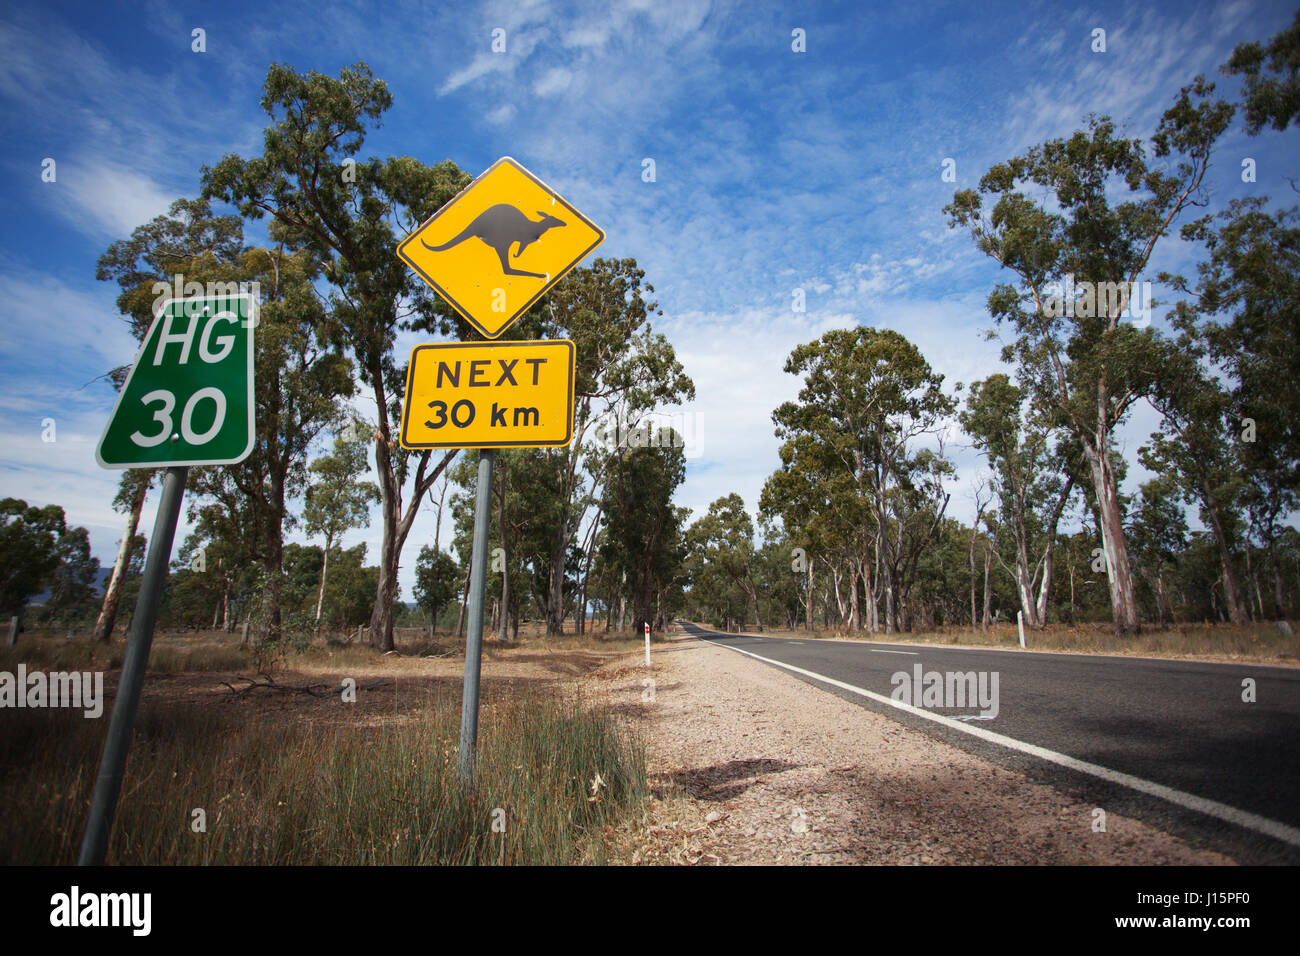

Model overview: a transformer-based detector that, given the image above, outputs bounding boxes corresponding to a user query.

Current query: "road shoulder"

[588,633,1236,865]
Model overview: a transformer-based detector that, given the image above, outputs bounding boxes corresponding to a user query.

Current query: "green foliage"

[600,429,688,631]
[303,428,379,548]
[1224,10,1300,134]
[0,500,75,619]
[944,79,1234,634]
[38,526,100,627]
[685,493,761,630]
[759,327,954,633]
[413,546,460,622]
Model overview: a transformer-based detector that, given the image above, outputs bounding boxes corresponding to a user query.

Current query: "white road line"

[701,635,1300,850]
[870,648,919,656]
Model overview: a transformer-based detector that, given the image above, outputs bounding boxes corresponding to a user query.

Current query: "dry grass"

[722,620,1299,664]
[0,687,646,865]
[0,627,650,865]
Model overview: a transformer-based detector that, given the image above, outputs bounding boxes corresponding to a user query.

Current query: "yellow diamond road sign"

[398,157,604,339]
[400,340,576,449]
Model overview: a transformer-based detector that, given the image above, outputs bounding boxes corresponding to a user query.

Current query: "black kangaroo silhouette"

[422,204,566,279]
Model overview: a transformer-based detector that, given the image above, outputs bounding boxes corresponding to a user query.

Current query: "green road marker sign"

[96,293,256,469]
[81,292,256,865]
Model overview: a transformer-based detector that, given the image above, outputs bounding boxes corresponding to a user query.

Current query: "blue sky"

[1,0,1296,599]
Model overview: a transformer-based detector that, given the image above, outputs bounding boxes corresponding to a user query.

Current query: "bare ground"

[586,631,1237,866]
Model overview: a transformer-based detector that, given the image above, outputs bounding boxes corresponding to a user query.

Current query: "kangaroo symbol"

[422,204,566,279]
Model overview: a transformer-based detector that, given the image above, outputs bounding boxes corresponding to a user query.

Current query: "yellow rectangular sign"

[400,340,576,449]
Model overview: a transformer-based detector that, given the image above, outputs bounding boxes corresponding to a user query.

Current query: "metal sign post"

[397,156,603,786]
[78,465,188,865]
[458,449,495,784]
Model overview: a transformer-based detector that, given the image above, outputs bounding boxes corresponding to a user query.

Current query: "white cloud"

[47,160,177,242]
[440,53,514,95]
[0,270,138,372]
[533,67,572,97]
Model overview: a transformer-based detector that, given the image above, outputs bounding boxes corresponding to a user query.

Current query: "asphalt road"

[680,621,1300,862]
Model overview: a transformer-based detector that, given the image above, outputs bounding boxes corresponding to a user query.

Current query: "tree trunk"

[1034,478,1073,626]
[746,567,763,632]
[577,512,600,636]
[1083,439,1141,634]
[1273,558,1286,618]
[1156,570,1167,628]
[315,533,333,624]
[1200,487,1248,625]
[1068,558,1076,625]
[969,532,979,629]
[1014,524,1040,629]
[370,441,457,652]
[982,542,992,629]
[848,561,861,632]
[831,564,845,625]
[456,568,470,642]
[800,556,811,632]
[1035,544,1054,627]
[265,472,286,641]
[884,564,896,635]
[498,458,510,643]
[369,428,401,651]
[91,478,148,643]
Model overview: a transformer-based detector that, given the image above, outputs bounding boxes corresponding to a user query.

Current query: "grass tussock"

[0,690,646,865]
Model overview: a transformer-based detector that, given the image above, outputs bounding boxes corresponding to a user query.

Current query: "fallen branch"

[221,675,391,698]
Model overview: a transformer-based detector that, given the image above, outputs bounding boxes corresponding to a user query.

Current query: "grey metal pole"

[458,449,495,784]
[78,465,188,866]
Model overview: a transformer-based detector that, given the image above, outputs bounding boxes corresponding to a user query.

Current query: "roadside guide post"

[645,622,651,667]
[80,293,255,864]
[396,157,603,785]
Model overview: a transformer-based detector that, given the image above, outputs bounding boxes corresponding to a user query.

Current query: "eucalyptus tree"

[769,327,953,633]
[961,374,1075,628]
[684,494,762,631]
[0,499,71,618]
[600,427,687,632]
[201,63,465,650]
[1165,199,1300,614]
[1128,477,1189,628]
[508,258,694,635]
[1224,9,1300,135]
[1141,340,1251,624]
[182,244,355,638]
[303,425,380,625]
[413,545,460,633]
[92,197,242,641]
[944,81,1234,633]
[761,427,870,631]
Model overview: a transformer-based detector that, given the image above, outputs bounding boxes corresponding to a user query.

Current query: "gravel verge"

[589,632,1236,865]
